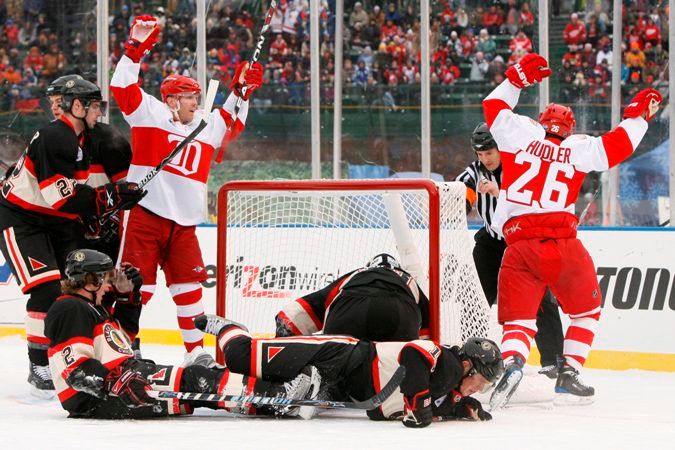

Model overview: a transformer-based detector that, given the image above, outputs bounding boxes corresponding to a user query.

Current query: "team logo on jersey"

[102,323,133,355]
[266,345,284,363]
[28,257,47,271]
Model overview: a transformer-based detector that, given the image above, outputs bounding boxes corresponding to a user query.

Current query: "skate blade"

[28,386,56,401]
[553,392,595,407]
[488,369,523,411]
[297,406,318,420]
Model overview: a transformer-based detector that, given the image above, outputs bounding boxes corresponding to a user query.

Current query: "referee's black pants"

[473,227,564,367]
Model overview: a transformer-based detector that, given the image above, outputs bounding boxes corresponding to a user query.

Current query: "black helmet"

[365,253,401,271]
[60,78,105,114]
[471,122,497,152]
[45,74,84,97]
[65,249,114,283]
[459,337,504,383]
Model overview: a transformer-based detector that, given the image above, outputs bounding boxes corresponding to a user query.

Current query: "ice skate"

[28,362,55,399]
[194,314,248,337]
[554,366,595,406]
[182,346,221,369]
[489,355,524,410]
[278,365,322,419]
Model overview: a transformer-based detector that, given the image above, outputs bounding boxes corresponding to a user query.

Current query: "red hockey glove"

[94,182,147,217]
[505,53,552,89]
[402,390,433,428]
[623,88,662,122]
[105,365,156,408]
[230,61,264,100]
[124,15,160,63]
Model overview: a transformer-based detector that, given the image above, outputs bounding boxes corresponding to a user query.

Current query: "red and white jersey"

[483,80,648,237]
[110,55,248,226]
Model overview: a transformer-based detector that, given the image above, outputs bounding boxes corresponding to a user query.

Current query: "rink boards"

[1,226,674,371]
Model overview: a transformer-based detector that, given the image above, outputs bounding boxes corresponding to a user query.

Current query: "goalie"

[45,249,319,419]
[196,314,504,428]
[109,14,264,358]
[275,253,430,341]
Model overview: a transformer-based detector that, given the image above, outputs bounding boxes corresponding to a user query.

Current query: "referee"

[456,123,564,376]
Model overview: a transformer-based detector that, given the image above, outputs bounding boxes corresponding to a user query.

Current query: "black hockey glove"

[105,365,156,408]
[402,390,433,428]
[112,263,143,306]
[433,392,492,421]
[94,182,147,217]
[81,212,120,245]
[66,365,107,399]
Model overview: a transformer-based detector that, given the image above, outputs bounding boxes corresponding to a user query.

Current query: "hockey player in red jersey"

[110,15,264,358]
[482,52,662,408]
[196,314,504,428]
[45,249,319,419]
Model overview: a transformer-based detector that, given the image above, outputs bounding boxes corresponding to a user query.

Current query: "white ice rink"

[2,335,674,450]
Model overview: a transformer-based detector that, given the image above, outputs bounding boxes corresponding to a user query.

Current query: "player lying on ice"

[45,249,320,419]
[481,52,662,409]
[275,253,430,341]
[195,313,505,428]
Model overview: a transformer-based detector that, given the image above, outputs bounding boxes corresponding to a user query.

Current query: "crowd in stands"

[0,0,670,113]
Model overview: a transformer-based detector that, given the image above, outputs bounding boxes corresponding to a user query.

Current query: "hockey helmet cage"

[46,74,84,97]
[160,75,201,102]
[539,103,576,138]
[60,78,106,114]
[459,337,504,383]
[471,122,497,151]
[366,253,401,271]
[65,249,114,283]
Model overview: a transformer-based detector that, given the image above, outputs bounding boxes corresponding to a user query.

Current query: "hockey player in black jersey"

[46,75,133,261]
[197,313,504,428]
[275,253,430,341]
[45,249,320,419]
[456,123,564,378]
[0,78,146,396]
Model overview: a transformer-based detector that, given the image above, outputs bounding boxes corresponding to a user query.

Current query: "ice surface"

[1,335,674,450]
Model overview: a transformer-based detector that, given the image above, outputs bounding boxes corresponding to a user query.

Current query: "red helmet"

[160,75,201,102]
[539,103,576,138]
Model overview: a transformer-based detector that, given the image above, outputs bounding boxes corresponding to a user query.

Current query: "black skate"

[28,362,55,399]
[132,338,143,360]
[194,314,249,336]
[554,367,595,406]
[538,355,565,380]
[489,355,524,410]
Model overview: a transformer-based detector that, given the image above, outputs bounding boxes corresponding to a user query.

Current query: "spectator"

[385,3,401,26]
[22,45,43,73]
[456,8,469,33]
[371,5,385,27]
[459,29,476,60]
[563,13,586,51]
[283,1,300,36]
[352,60,370,87]
[482,6,502,36]
[0,65,22,85]
[509,31,532,54]
[349,2,369,29]
[362,19,380,48]
[476,28,496,59]
[381,18,398,40]
[596,43,612,70]
[624,41,646,71]
[642,17,661,46]
[503,0,519,36]
[469,51,489,82]
[519,3,535,36]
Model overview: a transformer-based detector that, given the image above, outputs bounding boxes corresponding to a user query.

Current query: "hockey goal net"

[216,179,491,345]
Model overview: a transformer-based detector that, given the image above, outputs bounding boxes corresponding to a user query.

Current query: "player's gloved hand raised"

[124,15,160,63]
[105,365,156,408]
[505,53,552,89]
[94,182,147,217]
[230,61,264,100]
[112,262,143,305]
[402,390,433,428]
[623,88,662,122]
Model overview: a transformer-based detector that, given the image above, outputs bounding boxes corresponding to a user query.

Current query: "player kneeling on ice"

[44,249,320,419]
[275,253,430,341]
[481,52,662,409]
[196,313,504,427]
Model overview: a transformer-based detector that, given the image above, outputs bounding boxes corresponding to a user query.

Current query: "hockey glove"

[81,212,120,245]
[623,88,662,122]
[66,365,107,399]
[94,182,147,217]
[505,53,552,89]
[230,61,264,100]
[432,390,491,421]
[124,15,160,63]
[105,365,156,408]
[402,390,433,428]
[112,263,143,305]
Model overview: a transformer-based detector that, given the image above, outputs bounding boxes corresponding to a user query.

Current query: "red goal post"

[216,179,491,345]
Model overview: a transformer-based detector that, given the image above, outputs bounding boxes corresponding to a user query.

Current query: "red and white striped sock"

[169,283,204,352]
[140,284,156,306]
[563,307,601,371]
[501,320,537,366]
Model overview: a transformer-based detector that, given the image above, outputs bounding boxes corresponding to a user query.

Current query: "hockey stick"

[150,365,406,410]
[214,0,277,163]
[96,79,220,228]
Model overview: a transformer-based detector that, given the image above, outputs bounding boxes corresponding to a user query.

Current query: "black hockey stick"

[215,0,277,162]
[150,365,406,410]
[95,79,220,229]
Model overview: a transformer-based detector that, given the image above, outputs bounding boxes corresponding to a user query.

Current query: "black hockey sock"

[28,347,49,366]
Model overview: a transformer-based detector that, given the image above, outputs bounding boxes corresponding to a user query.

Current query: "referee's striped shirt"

[455,161,502,240]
